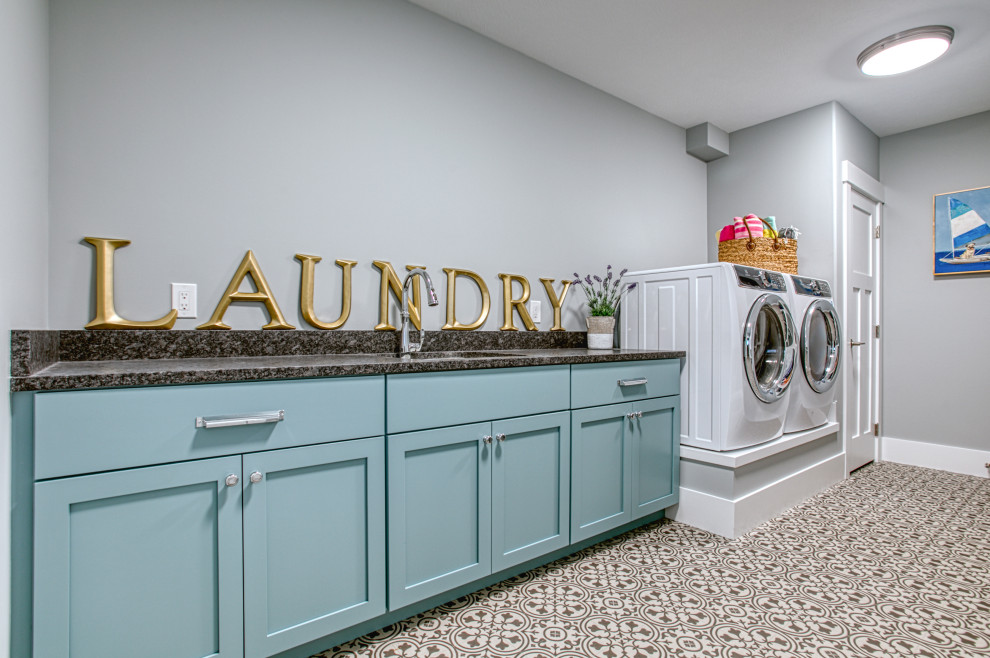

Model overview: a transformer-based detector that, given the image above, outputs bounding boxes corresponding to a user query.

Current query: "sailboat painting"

[933,185,990,276]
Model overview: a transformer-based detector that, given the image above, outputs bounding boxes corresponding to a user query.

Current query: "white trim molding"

[882,436,990,479]
[842,160,884,201]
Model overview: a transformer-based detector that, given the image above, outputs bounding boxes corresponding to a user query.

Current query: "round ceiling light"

[857,25,954,76]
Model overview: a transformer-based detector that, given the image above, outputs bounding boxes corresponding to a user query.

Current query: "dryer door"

[743,293,797,403]
[801,299,841,393]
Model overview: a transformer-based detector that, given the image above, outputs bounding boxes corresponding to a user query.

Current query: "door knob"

[482,435,493,445]
[224,474,239,487]
[496,433,506,443]
[249,471,263,484]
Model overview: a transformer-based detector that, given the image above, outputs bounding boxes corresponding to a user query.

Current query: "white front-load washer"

[621,262,798,451]
[784,275,841,433]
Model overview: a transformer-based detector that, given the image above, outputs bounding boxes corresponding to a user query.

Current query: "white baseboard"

[669,454,845,539]
[881,436,990,479]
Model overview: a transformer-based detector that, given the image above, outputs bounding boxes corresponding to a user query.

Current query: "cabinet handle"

[482,435,493,445]
[225,474,239,487]
[496,433,506,443]
[626,412,636,419]
[636,411,643,418]
[249,471,263,484]
[196,410,285,429]
[849,340,865,348]
[617,378,648,387]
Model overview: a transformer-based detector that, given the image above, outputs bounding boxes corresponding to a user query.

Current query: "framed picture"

[933,184,990,276]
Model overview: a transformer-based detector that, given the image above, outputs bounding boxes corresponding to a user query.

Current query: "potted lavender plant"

[572,266,637,349]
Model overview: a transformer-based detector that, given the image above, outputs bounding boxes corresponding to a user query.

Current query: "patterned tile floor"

[313,462,990,657]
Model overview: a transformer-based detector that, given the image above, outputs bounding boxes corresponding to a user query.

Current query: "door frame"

[840,160,884,472]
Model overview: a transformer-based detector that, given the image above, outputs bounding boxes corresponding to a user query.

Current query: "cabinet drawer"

[35,376,384,480]
[570,360,678,408]
[387,366,569,434]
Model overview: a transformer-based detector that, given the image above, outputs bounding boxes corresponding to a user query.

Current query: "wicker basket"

[717,216,798,274]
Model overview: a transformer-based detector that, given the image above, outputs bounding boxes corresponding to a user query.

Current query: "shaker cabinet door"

[570,403,633,543]
[387,423,492,609]
[491,411,570,572]
[33,457,243,658]
[631,396,680,519]
[242,438,385,658]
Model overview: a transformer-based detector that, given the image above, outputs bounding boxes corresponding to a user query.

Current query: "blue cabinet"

[491,412,571,572]
[570,403,633,542]
[388,411,570,609]
[571,398,680,542]
[631,396,680,519]
[34,457,245,658]
[387,422,492,609]
[33,439,386,658]
[25,360,678,658]
[31,377,386,658]
[242,439,385,658]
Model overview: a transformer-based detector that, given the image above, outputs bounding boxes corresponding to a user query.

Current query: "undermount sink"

[387,351,526,360]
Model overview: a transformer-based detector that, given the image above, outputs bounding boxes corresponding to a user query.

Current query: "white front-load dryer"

[784,275,841,432]
[621,262,798,451]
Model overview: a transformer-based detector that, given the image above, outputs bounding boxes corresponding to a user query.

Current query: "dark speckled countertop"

[10,330,684,392]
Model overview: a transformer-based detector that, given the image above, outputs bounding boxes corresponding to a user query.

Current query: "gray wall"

[706,103,835,281]
[706,102,879,286]
[0,0,49,651]
[49,0,708,332]
[879,110,990,451]
[834,104,879,182]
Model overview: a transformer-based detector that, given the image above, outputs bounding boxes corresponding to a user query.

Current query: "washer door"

[801,299,841,393]
[743,293,797,403]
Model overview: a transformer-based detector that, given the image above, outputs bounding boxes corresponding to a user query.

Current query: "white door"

[842,162,883,473]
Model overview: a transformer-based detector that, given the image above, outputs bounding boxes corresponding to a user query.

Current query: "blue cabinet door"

[387,423,492,609]
[631,396,680,519]
[570,403,634,542]
[491,411,570,572]
[33,457,243,658]
[242,438,385,658]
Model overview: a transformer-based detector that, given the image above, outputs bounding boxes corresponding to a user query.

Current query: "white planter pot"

[586,316,615,350]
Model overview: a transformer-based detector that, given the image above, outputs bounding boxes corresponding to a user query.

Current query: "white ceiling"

[408,0,990,137]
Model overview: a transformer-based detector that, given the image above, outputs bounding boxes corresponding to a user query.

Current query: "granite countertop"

[10,330,684,392]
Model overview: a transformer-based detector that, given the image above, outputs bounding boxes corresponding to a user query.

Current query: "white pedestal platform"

[670,422,843,538]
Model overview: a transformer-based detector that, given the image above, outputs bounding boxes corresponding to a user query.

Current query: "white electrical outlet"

[171,283,197,319]
[530,300,542,323]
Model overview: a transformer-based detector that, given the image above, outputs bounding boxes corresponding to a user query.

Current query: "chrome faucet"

[399,268,440,358]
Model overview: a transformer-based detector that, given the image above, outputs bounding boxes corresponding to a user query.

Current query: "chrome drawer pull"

[196,410,285,429]
[617,378,648,387]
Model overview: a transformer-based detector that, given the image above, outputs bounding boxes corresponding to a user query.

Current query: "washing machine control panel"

[733,265,787,292]
[791,275,832,298]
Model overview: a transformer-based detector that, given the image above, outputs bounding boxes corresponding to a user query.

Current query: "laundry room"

[2,0,989,657]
